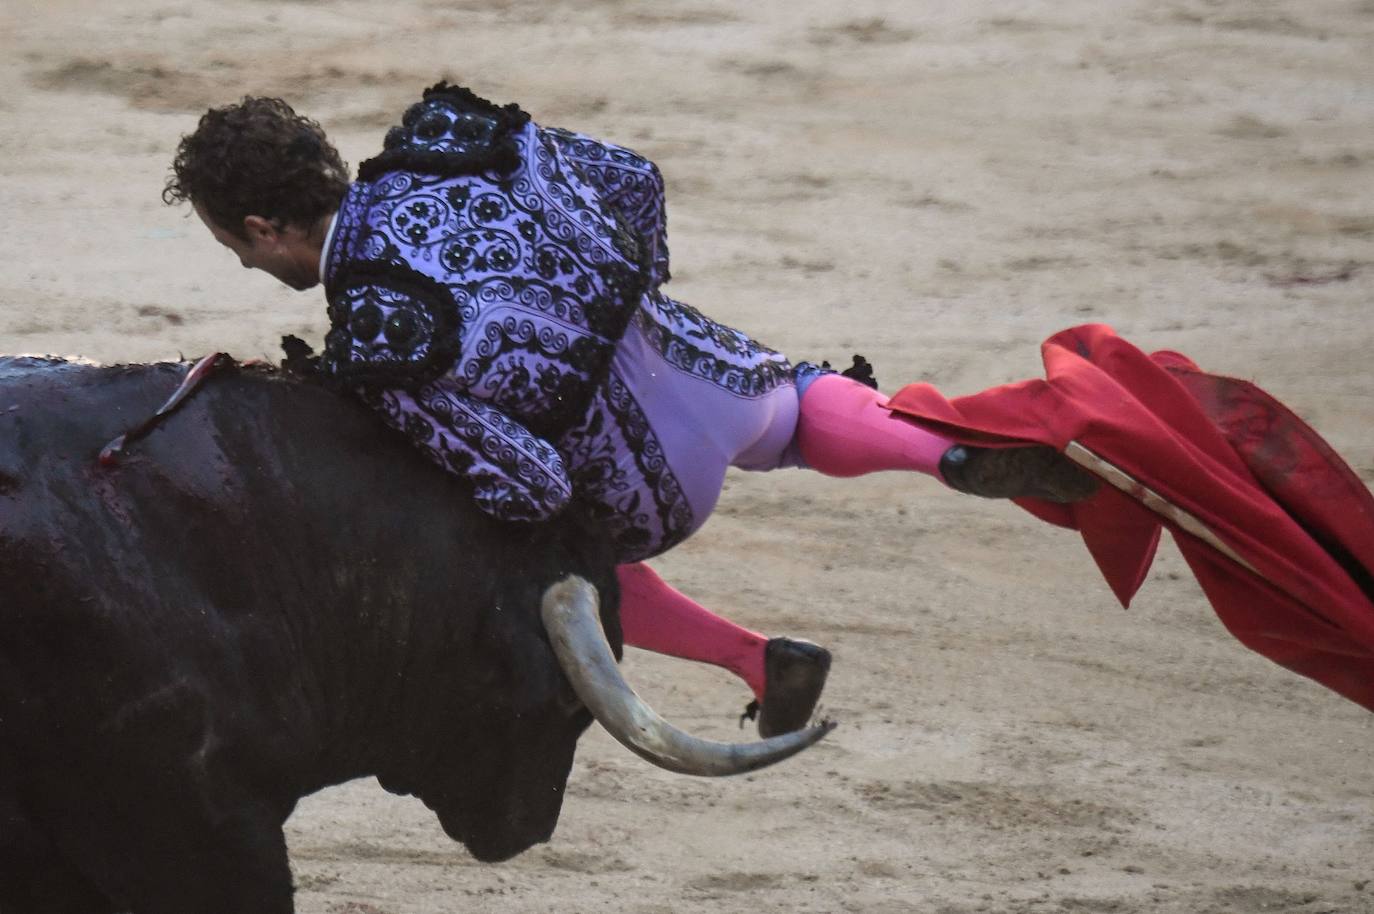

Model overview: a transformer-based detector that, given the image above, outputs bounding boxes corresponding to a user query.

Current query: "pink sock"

[797,373,954,479]
[616,562,768,699]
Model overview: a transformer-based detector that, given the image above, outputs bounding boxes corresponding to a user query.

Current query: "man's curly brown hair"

[163,97,350,239]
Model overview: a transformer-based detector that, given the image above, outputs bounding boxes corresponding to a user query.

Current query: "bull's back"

[0,355,617,867]
[0,360,341,798]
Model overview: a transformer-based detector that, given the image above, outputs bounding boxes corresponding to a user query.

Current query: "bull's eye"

[384,310,423,353]
[350,303,384,342]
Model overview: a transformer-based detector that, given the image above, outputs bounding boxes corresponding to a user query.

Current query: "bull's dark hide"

[0,356,620,913]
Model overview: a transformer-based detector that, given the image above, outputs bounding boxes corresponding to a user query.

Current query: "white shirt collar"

[318,210,341,284]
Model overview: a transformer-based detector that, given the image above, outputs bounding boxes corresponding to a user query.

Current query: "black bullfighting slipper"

[740,637,832,738]
[938,444,1101,504]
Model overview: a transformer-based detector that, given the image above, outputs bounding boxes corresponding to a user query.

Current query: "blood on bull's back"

[0,357,620,911]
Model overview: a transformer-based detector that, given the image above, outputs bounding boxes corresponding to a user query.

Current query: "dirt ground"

[4,0,1374,911]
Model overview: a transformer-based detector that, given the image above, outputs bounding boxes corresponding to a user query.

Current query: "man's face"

[194,203,320,291]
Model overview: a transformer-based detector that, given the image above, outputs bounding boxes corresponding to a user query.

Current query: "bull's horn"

[540,575,835,777]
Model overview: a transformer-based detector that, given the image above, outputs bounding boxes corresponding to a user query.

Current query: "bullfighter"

[164,83,1096,737]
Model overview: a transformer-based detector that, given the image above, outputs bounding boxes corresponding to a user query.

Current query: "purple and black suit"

[320,84,822,562]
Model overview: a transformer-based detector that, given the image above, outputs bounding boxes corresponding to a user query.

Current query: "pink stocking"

[797,373,954,479]
[616,562,768,699]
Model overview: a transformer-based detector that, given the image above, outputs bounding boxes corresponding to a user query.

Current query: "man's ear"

[243,215,278,243]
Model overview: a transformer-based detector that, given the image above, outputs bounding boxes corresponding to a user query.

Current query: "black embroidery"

[358,83,532,182]
[321,92,719,542]
[329,116,650,440]
[634,293,793,398]
[544,127,671,286]
[560,373,693,562]
[364,384,572,524]
[321,261,463,389]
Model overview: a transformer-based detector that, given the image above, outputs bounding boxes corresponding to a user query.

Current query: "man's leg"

[616,562,830,737]
[795,373,1099,501]
[795,372,951,477]
[617,562,767,696]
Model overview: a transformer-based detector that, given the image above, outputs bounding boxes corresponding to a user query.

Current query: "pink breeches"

[795,373,952,479]
[617,562,769,698]
[616,373,955,696]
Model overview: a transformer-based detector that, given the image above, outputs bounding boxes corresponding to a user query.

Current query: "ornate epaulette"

[321,261,464,389]
[357,82,532,182]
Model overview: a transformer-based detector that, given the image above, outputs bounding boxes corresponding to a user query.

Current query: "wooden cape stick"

[1062,440,1261,577]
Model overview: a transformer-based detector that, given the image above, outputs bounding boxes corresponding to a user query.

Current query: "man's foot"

[939,444,1100,504]
[741,638,832,738]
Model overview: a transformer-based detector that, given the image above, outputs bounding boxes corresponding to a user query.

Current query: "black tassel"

[821,354,878,389]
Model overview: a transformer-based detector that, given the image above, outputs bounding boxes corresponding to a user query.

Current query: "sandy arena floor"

[3,0,1373,911]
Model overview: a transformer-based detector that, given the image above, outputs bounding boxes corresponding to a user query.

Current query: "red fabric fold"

[886,324,1374,711]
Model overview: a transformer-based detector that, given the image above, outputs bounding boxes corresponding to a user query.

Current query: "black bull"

[0,356,626,912]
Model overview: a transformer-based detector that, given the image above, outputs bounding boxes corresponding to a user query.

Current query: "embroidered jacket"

[320,85,802,561]
[320,84,669,523]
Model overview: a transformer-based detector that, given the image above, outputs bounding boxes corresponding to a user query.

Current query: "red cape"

[886,324,1374,712]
